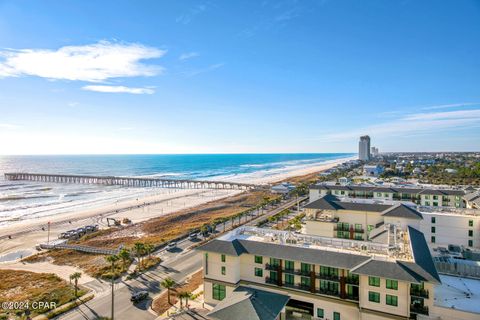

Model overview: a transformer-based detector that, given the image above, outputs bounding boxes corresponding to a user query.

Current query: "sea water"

[0,154,354,225]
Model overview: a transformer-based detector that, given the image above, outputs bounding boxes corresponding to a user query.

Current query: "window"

[221,254,226,262]
[386,294,398,306]
[469,240,473,247]
[425,201,430,206]
[254,255,263,264]
[317,308,324,319]
[469,220,474,227]
[469,230,473,237]
[369,276,380,287]
[386,279,398,290]
[333,312,341,320]
[320,280,339,294]
[269,270,278,281]
[285,274,294,285]
[431,226,436,233]
[425,195,430,200]
[285,260,294,271]
[221,266,226,275]
[270,258,280,268]
[368,291,380,303]
[300,276,311,288]
[205,253,209,275]
[433,202,438,207]
[431,236,436,243]
[377,192,382,197]
[433,195,438,200]
[355,224,362,231]
[254,267,263,277]
[212,284,226,300]
[455,202,460,208]
[431,217,436,223]
[301,263,311,274]
[320,266,339,278]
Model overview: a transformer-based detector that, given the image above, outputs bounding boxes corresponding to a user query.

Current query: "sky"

[0,0,479,155]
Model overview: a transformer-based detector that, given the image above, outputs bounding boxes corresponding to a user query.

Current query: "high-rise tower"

[359,135,371,161]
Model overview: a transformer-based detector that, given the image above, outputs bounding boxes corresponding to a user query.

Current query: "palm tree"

[69,272,82,298]
[178,291,190,309]
[133,242,145,269]
[161,277,176,305]
[118,248,131,271]
[182,291,193,309]
[144,243,154,259]
[105,254,119,320]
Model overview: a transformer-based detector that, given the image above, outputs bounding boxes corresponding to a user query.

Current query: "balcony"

[410,304,429,315]
[317,273,340,281]
[265,263,280,271]
[345,277,359,285]
[283,268,296,274]
[282,282,311,292]
[345,294,359,301]
[265,276,278,285]
[317,288,340,298]
[410,288,429,299]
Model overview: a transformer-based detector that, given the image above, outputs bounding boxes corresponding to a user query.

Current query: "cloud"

[179,52,199,61]
[0,41,165,82]
[176,4,207,24]
[182,63,224,77]
[321,108,480,141]
[0,123,21,129]
[82,85,155,94]
[68,102,79,107]
[420,102,480,110]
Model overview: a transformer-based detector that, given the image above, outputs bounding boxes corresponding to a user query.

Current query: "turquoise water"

[0,153,354,180]
[0,153,354,224]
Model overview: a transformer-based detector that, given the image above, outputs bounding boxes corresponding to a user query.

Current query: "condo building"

[310,184,466,208]
[198,226,440,320]
[359,135,371,161]
[304,194,480,249]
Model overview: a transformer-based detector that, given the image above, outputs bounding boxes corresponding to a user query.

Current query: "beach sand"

[0,156,353,281]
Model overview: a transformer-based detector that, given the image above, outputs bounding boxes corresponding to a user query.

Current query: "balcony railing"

[265,276,278,284]
[345,294,359,301]
[283,268,296,274]
[317,288,340,298]
[410,304,429,315]
[265,263,280,270]
[345,277,359,285]
[410,288,429,299]
[317,273,340,281]
[282,282,311,292]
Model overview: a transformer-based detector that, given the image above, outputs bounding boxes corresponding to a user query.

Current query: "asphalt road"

[59,239,202,320]
[57,195,307,320]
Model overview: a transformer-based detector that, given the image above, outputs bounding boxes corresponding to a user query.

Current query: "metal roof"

[381,204,423,220]
[207,286,289,320]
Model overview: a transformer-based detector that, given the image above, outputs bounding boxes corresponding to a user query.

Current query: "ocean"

[0,153,354,225]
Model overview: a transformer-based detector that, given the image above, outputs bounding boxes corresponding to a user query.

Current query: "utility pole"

[111,275,114,320]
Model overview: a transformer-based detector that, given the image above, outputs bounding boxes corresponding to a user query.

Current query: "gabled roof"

[197,238,371,269]
[197,238,246,256]
[351,259,424,283]
[207,286,289,320]
[407,226,441,283]
[381,204,423,220]
[304,195,390,212]
[310,183,465,196]
[304,195,343,210]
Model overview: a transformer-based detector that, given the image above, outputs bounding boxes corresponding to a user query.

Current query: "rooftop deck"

[220,226,413,262]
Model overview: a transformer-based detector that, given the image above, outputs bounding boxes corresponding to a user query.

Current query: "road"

[59,239,202,320]
[58,195,307,320]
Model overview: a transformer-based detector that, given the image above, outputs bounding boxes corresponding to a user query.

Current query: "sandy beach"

[0,156,352,269]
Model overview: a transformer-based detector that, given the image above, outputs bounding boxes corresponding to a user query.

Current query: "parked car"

[85,225,98,232]
[166,242,177,251]
[188,233,198,241]
[130,291,148,302]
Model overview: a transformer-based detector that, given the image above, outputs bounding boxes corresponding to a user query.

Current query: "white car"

[166,242,177,251]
